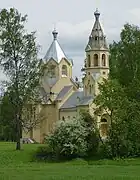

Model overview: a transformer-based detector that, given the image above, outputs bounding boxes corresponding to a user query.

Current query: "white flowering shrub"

[45,117,90,159]
[33,112,99,161]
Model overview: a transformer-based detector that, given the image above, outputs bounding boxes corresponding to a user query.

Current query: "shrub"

[97,121,140,159]
[80,110,99,156]
[33,112,99,161]
[97,142,112,159]
[45,117,89,160]
[32,145,55,162]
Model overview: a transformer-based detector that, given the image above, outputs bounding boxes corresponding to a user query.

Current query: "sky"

[0,0,140,81]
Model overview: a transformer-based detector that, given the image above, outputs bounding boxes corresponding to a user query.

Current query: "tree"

[0,8,42,150]
[0,91,17,141]
[109,23,140,99]
[105,23,140,157]
[79,110,99,156]
[95,79,140,158]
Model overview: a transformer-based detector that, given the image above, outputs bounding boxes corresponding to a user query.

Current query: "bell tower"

[83,9,109,96]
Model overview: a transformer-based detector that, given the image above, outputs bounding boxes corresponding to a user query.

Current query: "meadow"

[0,142,140,179]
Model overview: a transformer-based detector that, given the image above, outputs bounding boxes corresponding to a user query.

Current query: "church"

[23,9,109,143]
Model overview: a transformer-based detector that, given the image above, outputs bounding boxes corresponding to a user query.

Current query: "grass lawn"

[0,143,140,179]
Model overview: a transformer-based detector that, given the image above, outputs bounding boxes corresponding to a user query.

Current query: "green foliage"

[32,145,55,162]
[0,8,42,149]
[0,92,17,141]
[109,23,140,99]
[95,79,140,158]
[95,79,127,115]
[46,117,89,160]
[79,110,99,156]
[94,23,140,158]
[34,113,98,161]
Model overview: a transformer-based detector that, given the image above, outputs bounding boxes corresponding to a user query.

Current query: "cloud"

[0,16,121,80]
[1,0,140,78]
[41,18,121,56]
[49,7,140,62]
[38,17,123,78]
[128,8,140,26]
[129,8,140,18]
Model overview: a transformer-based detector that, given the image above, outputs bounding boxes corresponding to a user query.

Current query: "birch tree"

[0,8,42,150]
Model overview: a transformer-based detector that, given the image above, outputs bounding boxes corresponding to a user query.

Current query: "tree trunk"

[16,114,21,150]
[16,139,20,150]
[14,56,21,150]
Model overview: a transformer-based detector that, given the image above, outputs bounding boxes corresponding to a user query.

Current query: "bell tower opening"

[62,65,68,76]
[48,64,56,77]
[94,54,98,66]
[102,54,106,66]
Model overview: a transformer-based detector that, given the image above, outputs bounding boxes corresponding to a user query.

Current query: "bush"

[32,145,55,162]
[101,118,140,159]
[97,121,140,159]
[97,142,112,159]
[80,111,99,156]
[45,117,89,160]
[33,112,99,162]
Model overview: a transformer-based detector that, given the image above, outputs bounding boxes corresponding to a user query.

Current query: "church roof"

[44,29,71,64]
[60,91,84,109]
[78,95,93,106]
[60,91,93,110]
[55,85,73,101]
[85,9,108,51]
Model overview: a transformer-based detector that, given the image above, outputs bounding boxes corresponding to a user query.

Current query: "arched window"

[100,118,108,137]
[62,65,67,76]
[102,54,106,66]
[94,54,98,66]
[101,118,107,123]
[48,64,56,77]
[95,36,98,40]
[87,55,91,67]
